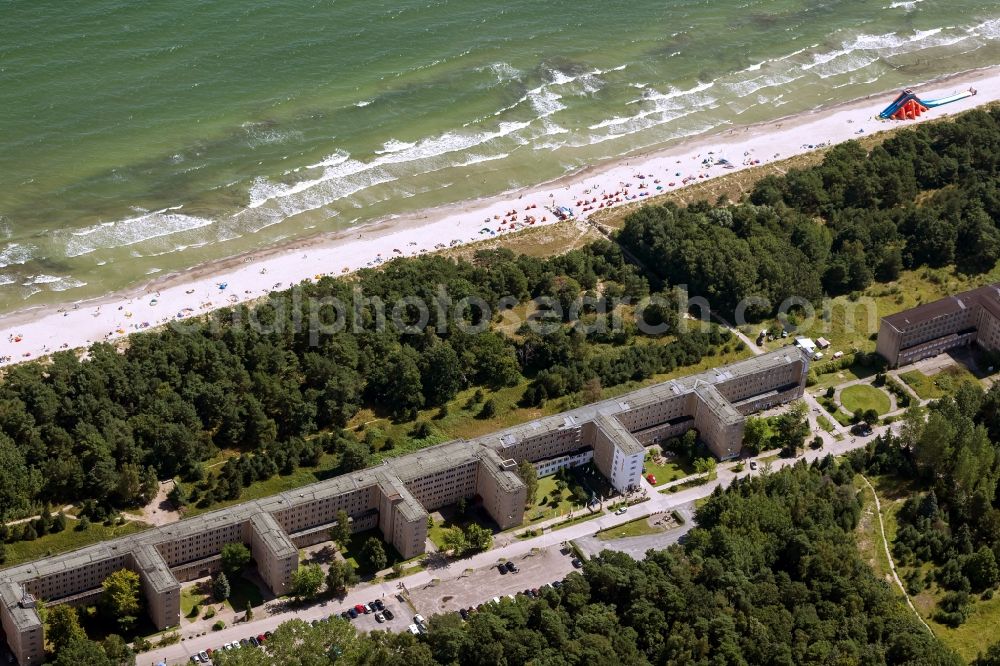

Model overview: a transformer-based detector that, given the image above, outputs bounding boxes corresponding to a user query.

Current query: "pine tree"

[212,572,230,601]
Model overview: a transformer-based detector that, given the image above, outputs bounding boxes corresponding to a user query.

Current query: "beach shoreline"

[2,66,999,366]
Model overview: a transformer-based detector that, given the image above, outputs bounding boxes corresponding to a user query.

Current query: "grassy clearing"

[862,475,1000,660]
[926,593,1000,661]
[840,384,892,416]
[3,521,149,568]
[852,476,897,593]
[762,264,1000,358]
[596,516,664,541]
[899,364,981,400]
[441,221,603,261]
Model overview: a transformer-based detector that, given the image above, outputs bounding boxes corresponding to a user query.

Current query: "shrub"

[212,620,226,631]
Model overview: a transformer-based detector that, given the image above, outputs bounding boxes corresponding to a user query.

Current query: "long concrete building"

[876,283,1000,368]
[0,348,807,664]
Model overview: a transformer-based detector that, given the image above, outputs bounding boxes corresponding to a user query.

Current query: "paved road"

[137,420,893,666]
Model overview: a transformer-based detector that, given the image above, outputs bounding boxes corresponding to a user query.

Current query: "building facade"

[876,283,1000,367]
[0,348,807,665]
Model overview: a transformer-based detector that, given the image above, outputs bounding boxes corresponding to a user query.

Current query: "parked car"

[505,561,518,573]
[355,603,367,614]
[368,601,378,613]
[239,639,250,647]
[459,608,469,620]
[614,507,627,515]
[249,637,259,648]
[497,563,507,574]
[190,657,201,664]
[341,611,350,620]
[257,635,266,644]
[414,614,426,625]
[347,608,358,619]
[383,608,394,621]
[408,624,420,635]
[552,580,563,588]
[265,631,273,639]
[571,558,583,568]
[375,611,384,623]
[749,460,758,470]
[374,599,385,611]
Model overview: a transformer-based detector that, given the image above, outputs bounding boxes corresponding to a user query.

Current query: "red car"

[355,603,367,614]
[646,473,656,484]
[257,634,266,644]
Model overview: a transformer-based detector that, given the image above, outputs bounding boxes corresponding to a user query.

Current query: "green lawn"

[181,584,210,619]
[596,517,664,541]
[816,415,835,433]
[524,475,585,525]
[840,384,892,416]
[811,362,881,391]
[899,365,980,400]
[642,452,694,486]
[3,520,150,568]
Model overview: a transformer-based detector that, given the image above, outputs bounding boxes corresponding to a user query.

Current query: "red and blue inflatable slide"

[879,87,977,120]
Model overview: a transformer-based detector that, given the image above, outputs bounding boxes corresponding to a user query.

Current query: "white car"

[413,614,425,625]
[408,623,420,635]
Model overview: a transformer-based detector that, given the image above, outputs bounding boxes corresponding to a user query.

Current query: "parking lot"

[320,596,410,633]
[407,544,577,618]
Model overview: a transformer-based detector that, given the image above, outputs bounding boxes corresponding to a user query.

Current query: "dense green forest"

[618,108,1000,315]
[850,381,1000,627]
[53,461,971,665]
[0,239,741,531]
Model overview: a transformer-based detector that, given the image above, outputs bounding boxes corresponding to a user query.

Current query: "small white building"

[794,337,817,356]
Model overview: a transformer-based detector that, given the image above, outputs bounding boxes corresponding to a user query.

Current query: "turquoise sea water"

[1,0,998,311]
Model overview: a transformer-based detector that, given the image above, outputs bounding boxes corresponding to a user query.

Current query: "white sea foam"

[355,99,373,108]
[803,26,974,79]
[63,209,214,258]
[376,139,418,155]
[527,87,566,118]
[241,119,532,219]
[0,275,14,286]
[481,62,522,83]
[21,274,86,292]
[0,243,35,269]
[970,17,1000,39]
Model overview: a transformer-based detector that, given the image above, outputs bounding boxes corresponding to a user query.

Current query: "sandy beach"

[2,68,998,366]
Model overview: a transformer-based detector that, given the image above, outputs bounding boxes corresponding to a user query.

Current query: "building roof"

[592,413,644,456]
[692,383,744,425]
[882,283,1000,331]
[0,582,41,634]
[130,544,178,594]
